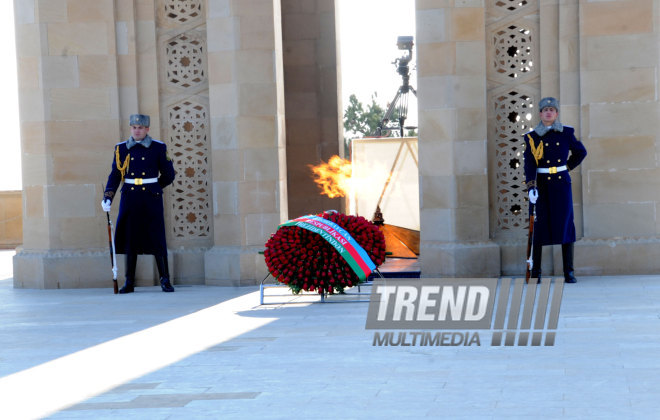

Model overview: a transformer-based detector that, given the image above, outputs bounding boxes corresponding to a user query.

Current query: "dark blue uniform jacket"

[104,136,176,256]
[523,126,587,246]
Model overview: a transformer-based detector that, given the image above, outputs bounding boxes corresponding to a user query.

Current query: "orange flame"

[309,156,352,198]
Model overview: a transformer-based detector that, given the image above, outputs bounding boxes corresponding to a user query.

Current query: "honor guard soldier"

[101,114,176,293]
[524,97,587,283]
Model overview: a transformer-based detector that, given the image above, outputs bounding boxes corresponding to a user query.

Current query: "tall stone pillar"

[416,3,500,277]
[13,0,125,288]
[203,0,288,285]
[484,1,542,275]
[12,0,288,288]
[281,0,343,217]
[576,0,660,275]
[153,0,212,284]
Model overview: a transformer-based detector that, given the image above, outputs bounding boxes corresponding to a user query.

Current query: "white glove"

[101,199,112,212]
[528,188,538,204]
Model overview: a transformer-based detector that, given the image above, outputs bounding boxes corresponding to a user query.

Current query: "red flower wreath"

[264,212,386,294]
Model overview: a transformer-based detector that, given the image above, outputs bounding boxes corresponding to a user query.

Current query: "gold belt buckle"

[135,178,143,185]
[549,166,557,174]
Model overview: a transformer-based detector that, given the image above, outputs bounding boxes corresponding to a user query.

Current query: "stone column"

[203,0,288,285]
[416,3,500,277]
[281,0,343,218]
[13,0,126,288]
[576,0,660,275]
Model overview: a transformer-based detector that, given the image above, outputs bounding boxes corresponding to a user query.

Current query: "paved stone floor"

[1,250,660,419]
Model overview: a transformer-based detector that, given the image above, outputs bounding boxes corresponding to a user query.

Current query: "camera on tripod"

[397,36,414,52]
[394,36,414,80]
[372,36,417,137]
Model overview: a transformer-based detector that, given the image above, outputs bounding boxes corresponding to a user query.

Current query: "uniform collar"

[126,135,153,149]
[534,121,563,136]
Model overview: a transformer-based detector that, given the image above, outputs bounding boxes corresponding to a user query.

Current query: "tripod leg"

[374,90,402,136]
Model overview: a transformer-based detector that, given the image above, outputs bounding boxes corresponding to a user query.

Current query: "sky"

[0,1,21,191]
[337,0,417,132]
[0,0,417,191]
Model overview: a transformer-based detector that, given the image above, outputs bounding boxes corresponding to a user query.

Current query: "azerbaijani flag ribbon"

[279,215,376,281]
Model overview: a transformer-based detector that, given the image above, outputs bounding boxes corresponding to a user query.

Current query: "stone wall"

[282,0,344,217]
[575,0,660,275]
[12,0,344,288]
[11,0,297,288]
[416,2,500,277]
[201,0,288,287]
[11,0,660,287]
[416,0,660,277]
[13,0,123,288]
[0,191,22,249]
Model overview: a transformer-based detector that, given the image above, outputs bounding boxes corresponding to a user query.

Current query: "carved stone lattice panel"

[168,100,211,238]
[494,0,530,13]
[492,90,535,231]
[492,23,536,82]
[487,1,539,238]
[164,0,202,24]
[166,33,206,90]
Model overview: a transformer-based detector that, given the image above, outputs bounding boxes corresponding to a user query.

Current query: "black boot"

[119,253,137,294]
[562,242,577,283]
[531,244,543,284]
[155,254,174,292]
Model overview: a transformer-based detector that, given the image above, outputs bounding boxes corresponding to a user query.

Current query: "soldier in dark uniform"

[524,97,587,283]
[101,114,176,293]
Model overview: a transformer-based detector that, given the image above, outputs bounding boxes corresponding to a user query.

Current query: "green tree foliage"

[343,93,385,140]
[342,93,418,158]
[343,93,384,158]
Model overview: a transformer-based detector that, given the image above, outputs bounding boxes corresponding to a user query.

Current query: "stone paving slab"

[1,250,660,419]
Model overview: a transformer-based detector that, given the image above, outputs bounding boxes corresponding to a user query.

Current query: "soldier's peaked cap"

[538,97,559,112]
[129,114,150,127]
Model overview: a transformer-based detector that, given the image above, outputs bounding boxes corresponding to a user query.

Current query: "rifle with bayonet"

[525,203,536,284]
[106,210,118,294]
